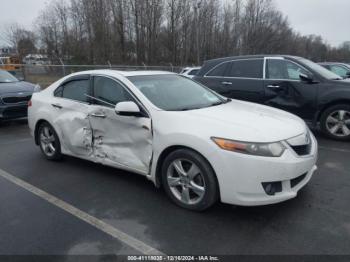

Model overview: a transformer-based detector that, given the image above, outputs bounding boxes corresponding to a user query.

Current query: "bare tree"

[20,0,350,65]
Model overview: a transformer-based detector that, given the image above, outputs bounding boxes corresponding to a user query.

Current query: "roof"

[68,69,176,78]
[318,62,350,66]
[119,70,176,77]
[205,54,302,64]
[182,67,201,70]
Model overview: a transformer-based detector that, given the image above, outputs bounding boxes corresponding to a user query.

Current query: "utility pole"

[195,0,202,66]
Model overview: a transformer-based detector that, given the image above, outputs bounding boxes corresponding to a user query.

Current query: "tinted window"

[93,76,133,107]
[330,65,349,78]
[227,59,263,79]
[57,79,90,103]
[207,62,230,77]
[267,59,308,80]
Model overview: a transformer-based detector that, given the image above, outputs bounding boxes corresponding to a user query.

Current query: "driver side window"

[267,59,309,80]
[92,76,134,107]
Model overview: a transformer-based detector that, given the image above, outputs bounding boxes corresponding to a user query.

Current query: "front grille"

[290,143,312,156]
[2,106,28,119]
[291,173,307,188]
[2,95,31,104]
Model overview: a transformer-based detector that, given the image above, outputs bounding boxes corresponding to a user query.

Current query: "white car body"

[180,67,201,79]
[28,70,318,207]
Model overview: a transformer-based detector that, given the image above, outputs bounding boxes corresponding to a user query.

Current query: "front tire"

[38,122,62,160]
[161,149,219,211]
[320,104,350,141]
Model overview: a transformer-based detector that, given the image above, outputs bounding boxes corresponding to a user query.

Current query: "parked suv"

[194,55,350,141]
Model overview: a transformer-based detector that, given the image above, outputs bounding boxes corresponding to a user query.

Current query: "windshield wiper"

[178,99,232,111]
[211,98,231,107]
[180,107,202,111]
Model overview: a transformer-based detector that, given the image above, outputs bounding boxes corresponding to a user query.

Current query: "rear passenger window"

[207,62,230,77]
[227,59,263,79]
[55,79,90,103]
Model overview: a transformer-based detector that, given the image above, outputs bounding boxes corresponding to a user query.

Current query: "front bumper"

[0,104,28,120]
[210,133,318,206]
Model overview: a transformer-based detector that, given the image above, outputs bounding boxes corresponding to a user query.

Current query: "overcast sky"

[0,0,349,47]
[274,0,350,46]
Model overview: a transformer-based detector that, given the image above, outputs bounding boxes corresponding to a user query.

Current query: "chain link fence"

[2,64,184,88]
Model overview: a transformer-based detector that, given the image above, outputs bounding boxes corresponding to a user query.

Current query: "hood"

[0,81,36,95]
[158,100,307,143]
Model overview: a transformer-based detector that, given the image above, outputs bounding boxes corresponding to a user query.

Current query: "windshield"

[128,74,226,111]
[0,70,19,83]
[298,58,342,80]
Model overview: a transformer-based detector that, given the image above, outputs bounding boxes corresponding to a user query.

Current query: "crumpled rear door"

[89,105,153,174]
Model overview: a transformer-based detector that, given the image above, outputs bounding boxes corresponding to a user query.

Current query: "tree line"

[5,0,350,66]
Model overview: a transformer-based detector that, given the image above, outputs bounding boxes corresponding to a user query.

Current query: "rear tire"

[161,149,219,211]
[38,122,62,161]
[320,104,350,141]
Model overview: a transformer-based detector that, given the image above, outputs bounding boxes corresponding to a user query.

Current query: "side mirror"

[299,73,314,83]
[346,72,350,79]
[115,101,141,117]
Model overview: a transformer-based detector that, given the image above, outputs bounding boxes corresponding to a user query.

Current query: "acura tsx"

[28,70,318,211]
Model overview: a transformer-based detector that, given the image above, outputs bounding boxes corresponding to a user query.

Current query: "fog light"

[262,182,282,196]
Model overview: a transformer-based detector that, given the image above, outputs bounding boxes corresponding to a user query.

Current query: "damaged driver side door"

[263,58,318,120]
[88,75,153,175]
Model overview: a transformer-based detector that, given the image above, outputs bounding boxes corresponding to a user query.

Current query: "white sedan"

[180,67,201,79]
[28,70,318,211]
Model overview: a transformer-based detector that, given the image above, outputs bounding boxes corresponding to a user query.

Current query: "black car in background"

[319,62,350,79]
[0,70,40,122]
[194,55,350,141]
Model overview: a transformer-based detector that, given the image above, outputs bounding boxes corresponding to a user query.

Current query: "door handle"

[222,81,233,85]
[51,103,63,109]
[267,85,281,89]
[90,113,107,119]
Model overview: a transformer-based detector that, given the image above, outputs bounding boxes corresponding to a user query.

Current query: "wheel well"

[317,100,350,122]
[34,120,49,145]
[155,146,220,196]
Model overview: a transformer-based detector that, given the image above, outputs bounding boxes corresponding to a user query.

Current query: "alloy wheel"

[40,126,57,157]
[326,110,350,137]
[167,159,206,205]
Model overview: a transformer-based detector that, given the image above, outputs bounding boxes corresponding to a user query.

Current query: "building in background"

[0,47,17,56]
[23,54,50,65]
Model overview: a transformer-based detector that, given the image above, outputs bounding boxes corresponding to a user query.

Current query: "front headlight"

[33,84,42,93]
[212,137,286,157]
